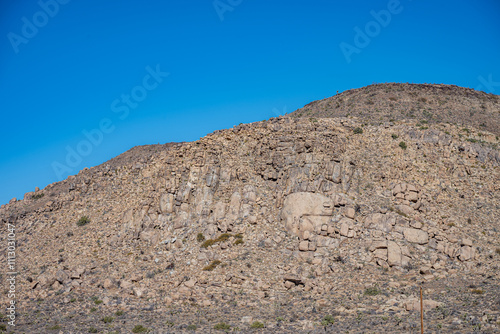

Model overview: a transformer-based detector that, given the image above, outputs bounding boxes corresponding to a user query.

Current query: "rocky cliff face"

[1,84,499,333]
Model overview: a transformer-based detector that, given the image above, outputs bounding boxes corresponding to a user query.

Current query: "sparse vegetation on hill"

[291,83,500,135]
[0,83,499,333]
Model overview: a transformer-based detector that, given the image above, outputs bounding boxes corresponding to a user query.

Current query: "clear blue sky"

[1,0,499,205]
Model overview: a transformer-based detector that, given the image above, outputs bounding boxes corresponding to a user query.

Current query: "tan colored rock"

[369,240,388,252]
[407,184,417,192]
[404,298,443,311]
[373,248,388,261]
[395,204,414,216]
[133,286,147,298]
[130,273,143,282]
[458,246,475,261]
[405,192,419,202]
[56,270,69,283]
[392,184,403,195]
[345,207,355,219]
[281,192,334,236]
[241,316,253,324]
[340,222,350,237]
[120,280,133,290]
[403,228,429,244]
[298,241,309,251]
[103,278,117,289]
[461,238,473,247]
[184,279,197,288]
[159,193,174,213]
[387,241,402,267]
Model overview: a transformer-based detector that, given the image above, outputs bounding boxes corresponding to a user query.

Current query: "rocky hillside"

[292,83,500,136]
[1,84,500,333]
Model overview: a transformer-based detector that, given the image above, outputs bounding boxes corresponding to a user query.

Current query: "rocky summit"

[1,83,499,333]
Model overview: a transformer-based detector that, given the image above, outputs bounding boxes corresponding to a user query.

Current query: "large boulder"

[281,192,334,236]
[403,228,428,244]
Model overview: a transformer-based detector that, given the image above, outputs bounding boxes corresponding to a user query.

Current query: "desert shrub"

[203,260,222,271]
[391,134,398,139]
[132,325,148,333]
[364,287,381,296]
[33,193,44,200]
[234,239,244,246]
[399,141,407,150]
[101,316,114,323]
[214,322,231,331]
[92,298,103,305]
[201,239,216,248]
[353,127,363,134]
[197,233,205,242]
[250,321,264,328]
[321,315,335,326]
[201,233,232,248]
[77,216,90,226]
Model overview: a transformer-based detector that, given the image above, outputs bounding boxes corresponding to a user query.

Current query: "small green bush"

[234,239,244,245]
[197,233,205,242]
[88,328,98,333]
[353,127,363,134]
[364,287,381,296]
[187,324,197,330]
[250,321,264,328]
[399,141,407,150]
[33,193,44,200]
[203,260,222,271]
[214,322,231,331]
[115,310,124,316]
[321,315,335,326]
[101,316,114,323]
[201,233,232,248]
[132,325,148,333]
[77,216,90,226]
[48,324,61,330]
[391,134,399,139]
[201,239,216,248]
